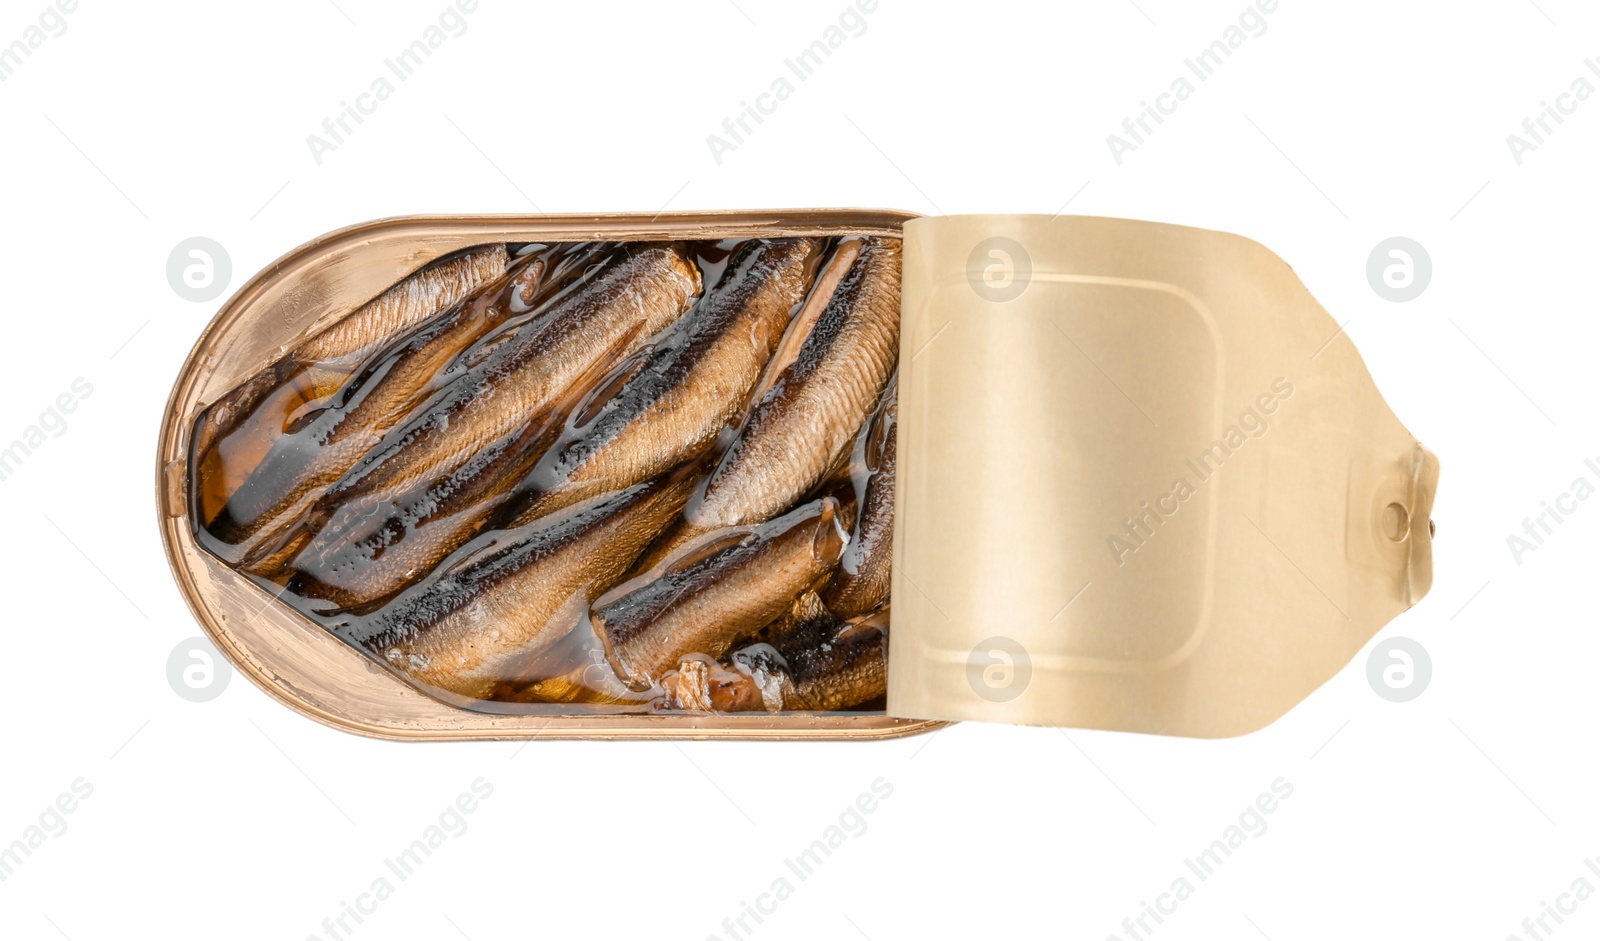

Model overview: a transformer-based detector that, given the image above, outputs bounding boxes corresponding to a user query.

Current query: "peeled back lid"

[887,214,1438,737]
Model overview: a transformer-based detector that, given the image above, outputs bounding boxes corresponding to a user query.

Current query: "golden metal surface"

[889,215,1438,737]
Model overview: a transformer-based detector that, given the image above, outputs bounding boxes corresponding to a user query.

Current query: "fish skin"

[230,246,615,577]
[642,238,900,566]
[745,238,864,410]
[317,243,702,513]
[345,464,702,701]
[596,497,847,689]
[279,419,550,612]
[191,244,508,469]
[513,238,824,522]
[205,252,558,554]
[696,238,899,524]
[820,378,896,618]
[241,244,698,584]
[271,319,648,611]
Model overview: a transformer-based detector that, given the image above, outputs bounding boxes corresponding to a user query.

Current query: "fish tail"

[237,515,322,578]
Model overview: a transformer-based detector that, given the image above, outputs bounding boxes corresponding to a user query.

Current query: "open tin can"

[157,209,1437,741]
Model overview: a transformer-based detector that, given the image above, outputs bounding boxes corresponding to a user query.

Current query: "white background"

[0,1,1595,938]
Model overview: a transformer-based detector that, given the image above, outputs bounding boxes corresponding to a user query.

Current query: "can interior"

[157,211,944,741]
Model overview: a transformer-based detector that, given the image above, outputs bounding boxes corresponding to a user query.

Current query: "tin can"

[159,209,1437,741]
